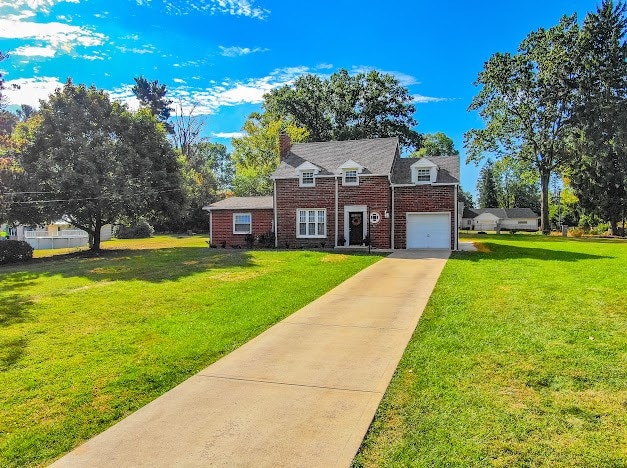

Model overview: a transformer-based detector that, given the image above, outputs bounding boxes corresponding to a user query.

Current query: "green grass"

[0,236,383,467]
[355,234,626,467]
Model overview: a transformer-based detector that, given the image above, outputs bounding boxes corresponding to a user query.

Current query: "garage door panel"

[406,213,450,249]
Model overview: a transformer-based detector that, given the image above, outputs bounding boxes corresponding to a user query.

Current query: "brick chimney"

[279,131,292,160]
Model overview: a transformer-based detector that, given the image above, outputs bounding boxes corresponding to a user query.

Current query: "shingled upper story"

[204,135,460,250]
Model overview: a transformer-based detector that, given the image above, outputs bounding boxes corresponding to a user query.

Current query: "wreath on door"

[351,216,361,226]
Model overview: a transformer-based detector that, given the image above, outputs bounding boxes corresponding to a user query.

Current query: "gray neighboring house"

[460,208,539,231]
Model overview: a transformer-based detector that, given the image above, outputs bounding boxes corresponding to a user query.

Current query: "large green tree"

[465,15,580,233]
[12,80,183,249]
[569,0,627,234]
[174,141,233,231]
[413,132,459,158]
[493,158,541,213]
[232,113,308,196]
[264,69,422,151]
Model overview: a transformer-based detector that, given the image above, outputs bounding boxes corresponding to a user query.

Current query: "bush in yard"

[568,227,585,237]
[244,233,255,249]
[115,220,155,239]
[0,240,34,264]
[257,232,275,248]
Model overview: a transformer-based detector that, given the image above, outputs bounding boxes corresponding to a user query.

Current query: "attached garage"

[406,212,451,249]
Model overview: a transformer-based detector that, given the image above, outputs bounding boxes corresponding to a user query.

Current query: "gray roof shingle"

[272,137,400,179]
[462,208,539,219]
[204,196,274,211]
[390,156,460,184]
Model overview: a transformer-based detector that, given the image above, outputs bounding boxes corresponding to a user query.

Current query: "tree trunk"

[540,170,551,235]
[609,218,618,236]
[92,219,102,250]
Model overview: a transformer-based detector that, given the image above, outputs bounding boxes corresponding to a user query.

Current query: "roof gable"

[410,157,437,168]
[337,159,365,173]
[294,161,321,175]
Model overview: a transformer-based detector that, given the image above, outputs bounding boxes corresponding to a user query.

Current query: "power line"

[0,188,184,205]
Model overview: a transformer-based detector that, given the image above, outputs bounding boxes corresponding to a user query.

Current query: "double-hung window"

[415,168,431,182]
[297,209,326,238]
[233,213,252,234]
[300,170,315,187]
[343,169,358,185]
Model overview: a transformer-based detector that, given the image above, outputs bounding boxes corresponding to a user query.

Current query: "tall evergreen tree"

[570,0,627,234]
[477,161,500,208]
[132,76,173,132]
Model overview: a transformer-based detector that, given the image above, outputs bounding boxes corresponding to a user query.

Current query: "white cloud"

[173,78,186,84]
[110,65,314,116]
[412,94,450,103]
[213,132,244,139]
[116,46,155,54]
[0,0,79,14]
[137,0,269,19]
[3,76,64,107]
[0,18,106,48]
[11,45,57,57]
[350,66,419,87]
[219,45,269,57]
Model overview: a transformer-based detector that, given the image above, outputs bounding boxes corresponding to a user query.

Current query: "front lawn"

[0,237,383,467]
[355,235,626,467]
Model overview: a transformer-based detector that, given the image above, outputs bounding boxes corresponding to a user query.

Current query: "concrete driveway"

[52,250,450,468]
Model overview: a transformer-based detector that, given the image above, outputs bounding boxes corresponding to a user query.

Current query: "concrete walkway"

[52,250,450,468]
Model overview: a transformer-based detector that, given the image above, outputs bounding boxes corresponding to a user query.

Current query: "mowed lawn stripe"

[355,235,626,467]
[0,236,383,467]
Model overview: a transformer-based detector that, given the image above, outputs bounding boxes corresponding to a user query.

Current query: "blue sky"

[0,0,600,195]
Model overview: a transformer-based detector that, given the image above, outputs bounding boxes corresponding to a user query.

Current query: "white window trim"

[299,170,315,187]
[410,158,438,184]
[342,169,359,186]
[296,208,327,238]
[233,212,252,234]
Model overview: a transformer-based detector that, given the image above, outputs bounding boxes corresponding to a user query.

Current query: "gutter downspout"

[273,180,278,248]
[454,184,459,250]
[391,185,395,250]
[335,176,339,247]
[209,210,212,245]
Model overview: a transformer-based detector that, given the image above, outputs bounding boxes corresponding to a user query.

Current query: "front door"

[349,212,363,245]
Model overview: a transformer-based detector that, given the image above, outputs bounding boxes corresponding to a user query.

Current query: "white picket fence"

[24,229,88,239]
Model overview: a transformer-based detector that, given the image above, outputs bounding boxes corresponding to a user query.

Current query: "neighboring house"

[204,135,460,250]
[460,208,539,231]
[1,221,113,249]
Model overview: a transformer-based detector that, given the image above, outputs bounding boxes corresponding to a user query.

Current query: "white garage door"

[406,213,451,249]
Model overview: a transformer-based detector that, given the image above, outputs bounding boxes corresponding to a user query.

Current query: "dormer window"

[343,169,358,185]
[338,159,364,186]
[410,158,438,184]
[295,161,320,187]
[301,170,315,187]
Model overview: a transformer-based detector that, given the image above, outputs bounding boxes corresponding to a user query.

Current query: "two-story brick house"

[204,135,460,250]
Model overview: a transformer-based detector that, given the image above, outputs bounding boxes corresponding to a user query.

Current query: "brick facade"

[336,176,391,249]
[274,175,393,249]
[210,209,274,247]
[393,185,456,249]
[275,178,336,248]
